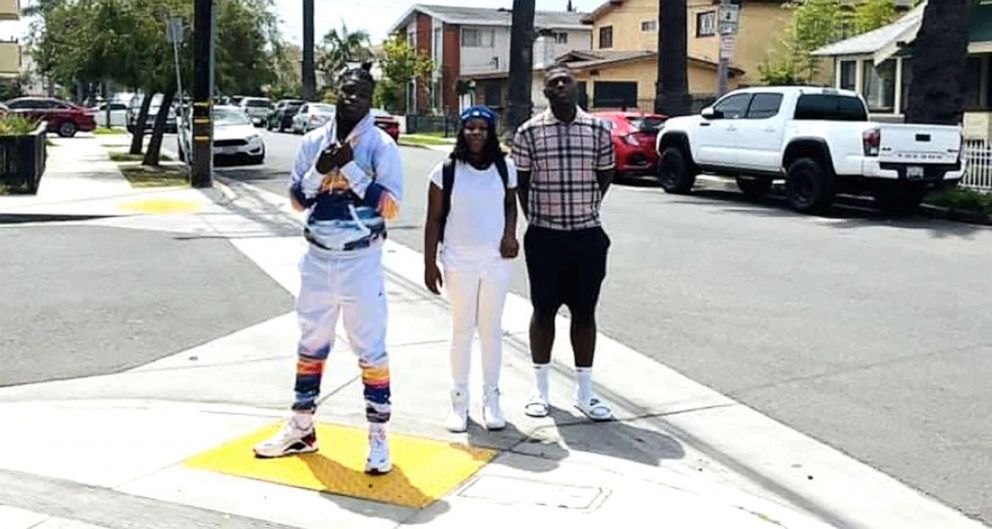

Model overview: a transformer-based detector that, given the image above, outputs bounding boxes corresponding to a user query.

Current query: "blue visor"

[460,105,497,127]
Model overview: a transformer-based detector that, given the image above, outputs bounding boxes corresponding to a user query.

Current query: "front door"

[695,93,751,167]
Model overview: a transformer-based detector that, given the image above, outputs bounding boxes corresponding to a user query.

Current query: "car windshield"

[245,99,272,108]
[312,104,334,114]
[214,109,251,126]
[626,116,665,132]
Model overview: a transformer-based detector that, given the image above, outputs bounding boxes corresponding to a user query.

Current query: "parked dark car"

[267,99,304,132]
[593,111,667,175]
[5,97,97,138]
[371,109,400,142]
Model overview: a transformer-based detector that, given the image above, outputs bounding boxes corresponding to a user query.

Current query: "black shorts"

[524,225,610,318]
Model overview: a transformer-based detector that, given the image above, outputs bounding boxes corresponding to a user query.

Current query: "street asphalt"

[216,128,992,523]
[0,223,294,387]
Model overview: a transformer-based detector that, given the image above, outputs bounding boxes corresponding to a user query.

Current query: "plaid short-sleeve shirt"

[512,108,615,231]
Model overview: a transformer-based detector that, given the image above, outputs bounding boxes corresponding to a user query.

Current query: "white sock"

[292,411,314,431]
[369,422,387,436]
[575,367,593,402]
[534,363,550,400]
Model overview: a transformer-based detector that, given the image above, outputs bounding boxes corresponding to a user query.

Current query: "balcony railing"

[0,0,19,21]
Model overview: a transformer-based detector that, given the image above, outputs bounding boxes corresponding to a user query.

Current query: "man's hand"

[500,235,519,259]
[424,262,443,295]
[315,142,354,174]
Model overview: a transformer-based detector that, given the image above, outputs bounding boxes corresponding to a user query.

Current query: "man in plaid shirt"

[512,64,616,422]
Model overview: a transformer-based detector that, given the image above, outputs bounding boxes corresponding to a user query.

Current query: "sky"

[0,0,607,46]
[274,0,607,45]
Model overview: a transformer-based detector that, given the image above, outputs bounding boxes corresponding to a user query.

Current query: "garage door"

[593,82,638,109]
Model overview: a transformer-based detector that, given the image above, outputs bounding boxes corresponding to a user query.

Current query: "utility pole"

[302,0,316,101]
[191,0,214,188]
[505,0,536,139]
[655,0,691,117]
[716,0,739,97]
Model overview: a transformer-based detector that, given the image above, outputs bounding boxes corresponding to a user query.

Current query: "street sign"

[166,17,184,44]
[719,34,736,60]
[718,4,740,35]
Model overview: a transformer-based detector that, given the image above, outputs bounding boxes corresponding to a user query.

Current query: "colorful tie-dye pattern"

[361,362,391,423]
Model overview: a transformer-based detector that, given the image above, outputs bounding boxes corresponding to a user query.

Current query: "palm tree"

[655,0,690,116]
[506,0,535,137]
[317,23,373,86]
[905,0,973,125]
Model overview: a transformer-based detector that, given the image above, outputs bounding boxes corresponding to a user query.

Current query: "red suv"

[6,97,98,137]
[594,111,667,176]
[372,109,401,142]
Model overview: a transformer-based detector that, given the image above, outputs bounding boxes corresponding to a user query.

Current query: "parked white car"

[177,106,265,165]
[656,86,965,213]
[239,97,273,127]
[292,103,335,134]
[92,102,127,127]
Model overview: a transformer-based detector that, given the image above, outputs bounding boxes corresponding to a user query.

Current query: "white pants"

[294,246,389,418]
[445,259,512,390]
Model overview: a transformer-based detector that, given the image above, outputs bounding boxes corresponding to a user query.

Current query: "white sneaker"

[365,424,392,475]
[444,389,469,433]
[253,417,318,458]
[482,386,507,431]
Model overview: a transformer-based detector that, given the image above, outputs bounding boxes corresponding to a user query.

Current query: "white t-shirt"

[429,157,518,270]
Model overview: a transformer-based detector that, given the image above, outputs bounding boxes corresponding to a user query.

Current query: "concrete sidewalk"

[0,136,984,529]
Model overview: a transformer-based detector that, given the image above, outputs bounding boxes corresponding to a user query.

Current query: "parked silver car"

[291,103,335,134]
[239,97,274,127]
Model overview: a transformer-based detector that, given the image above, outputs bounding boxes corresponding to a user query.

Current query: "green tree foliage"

[374,37,433,113]
[760,0,902,86]
[317,23,373,86]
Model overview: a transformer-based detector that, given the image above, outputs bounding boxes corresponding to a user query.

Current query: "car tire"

[785,158,835,213]
[736,176,773,199]
[657,146,696,194]
[873,185,926,215]
[58,121,78,138]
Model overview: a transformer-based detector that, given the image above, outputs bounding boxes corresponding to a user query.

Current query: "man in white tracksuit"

[253,65,403,475]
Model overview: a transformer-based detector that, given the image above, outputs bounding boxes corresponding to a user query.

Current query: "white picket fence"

[963,141,992,192]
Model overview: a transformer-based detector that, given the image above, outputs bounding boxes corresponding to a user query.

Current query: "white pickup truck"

[655,87,965,213]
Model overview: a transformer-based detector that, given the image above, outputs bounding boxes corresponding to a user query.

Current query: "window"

[901,58,913,113]
[554,32,569,44]
[8,100,32,109]
[794,95,868,121]
[697,11,716,37]
[593,81,637,108]
[712,93,751,119]
[462,28,493,48]
[964,57,983,109]
[745,93,784,119]
[484,81,502,107]
[599,26,613,49]
[641,20,657,32]
[839,60,857,91]
[433,27,442,64]
[862,59,896,113]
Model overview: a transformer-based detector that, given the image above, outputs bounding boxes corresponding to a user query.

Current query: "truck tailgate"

[878,124,961,165]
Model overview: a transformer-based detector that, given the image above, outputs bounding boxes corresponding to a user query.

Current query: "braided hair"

[337,61,376,91]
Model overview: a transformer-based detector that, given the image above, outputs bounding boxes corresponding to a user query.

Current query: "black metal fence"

[405,114,460,137]
[0,125,48,194]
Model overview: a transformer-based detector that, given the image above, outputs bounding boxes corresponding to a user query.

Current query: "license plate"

[216,146,239,155]
[906,166,925,179]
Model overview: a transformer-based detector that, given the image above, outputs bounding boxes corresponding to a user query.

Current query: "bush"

[927,187,992,216]
[0,115,41,136]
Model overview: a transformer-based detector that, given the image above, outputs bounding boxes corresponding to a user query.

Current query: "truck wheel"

[786,158,835,213]
[874,185,926,215]
[736,176,773,199]
[657,147,696,194]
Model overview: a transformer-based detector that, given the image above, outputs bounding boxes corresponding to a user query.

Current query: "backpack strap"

[494,156,509,188]
[439,159,456,243]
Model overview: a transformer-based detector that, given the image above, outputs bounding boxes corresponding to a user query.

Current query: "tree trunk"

[129,91,155,155]
[505,0,536,140]
[905,0,972,125]
[143,88,177,167]
[655,0,692,117]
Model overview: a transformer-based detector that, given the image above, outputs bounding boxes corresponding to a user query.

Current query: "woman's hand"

[424,262,444,295]
[500,235,519,259]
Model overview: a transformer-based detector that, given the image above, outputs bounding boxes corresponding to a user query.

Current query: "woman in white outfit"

[424,105,519,432]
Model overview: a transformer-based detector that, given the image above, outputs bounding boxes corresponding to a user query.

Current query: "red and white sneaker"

[365,424,392,475]
[253,417,318,458]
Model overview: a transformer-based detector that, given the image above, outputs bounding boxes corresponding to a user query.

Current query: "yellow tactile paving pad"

[118,198,201,214]
[184,422,498,508]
